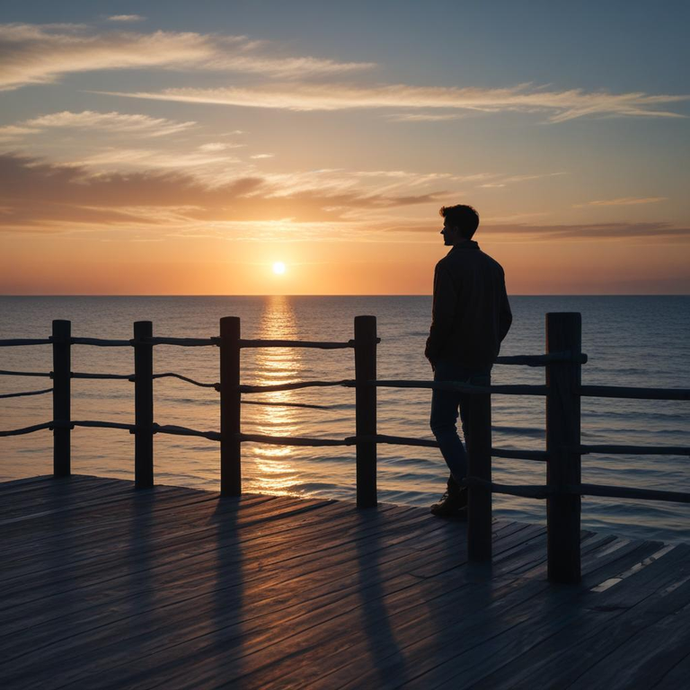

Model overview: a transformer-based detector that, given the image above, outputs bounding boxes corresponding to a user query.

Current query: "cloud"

[0,153,445,233]
[0,110,196,141]
[251,153,274,159]
[0,23,374,91]
[374,220,690,241]
[387,113,464,122]
[101,82,689,122]
[573,196,668,208]
[198,142,234,152]
[480,222,690,240]
[107,15,145,23]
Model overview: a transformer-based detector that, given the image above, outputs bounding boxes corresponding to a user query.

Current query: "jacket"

[425,241,512,369]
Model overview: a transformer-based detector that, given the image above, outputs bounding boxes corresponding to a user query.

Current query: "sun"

[272,262,286,275]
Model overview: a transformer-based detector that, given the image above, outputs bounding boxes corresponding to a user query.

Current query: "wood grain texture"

[0,476,688,690]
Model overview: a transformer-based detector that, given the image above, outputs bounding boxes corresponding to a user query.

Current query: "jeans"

[430,360,491,489]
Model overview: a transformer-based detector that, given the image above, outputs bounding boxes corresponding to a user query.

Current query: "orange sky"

[1,8,689,294]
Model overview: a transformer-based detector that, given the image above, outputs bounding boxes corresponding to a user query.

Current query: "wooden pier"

[2,475,690,689]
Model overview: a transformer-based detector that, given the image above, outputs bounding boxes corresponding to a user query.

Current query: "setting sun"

[272,262,286,275]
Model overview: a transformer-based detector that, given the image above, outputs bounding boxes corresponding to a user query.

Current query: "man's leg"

[429,361,470,515]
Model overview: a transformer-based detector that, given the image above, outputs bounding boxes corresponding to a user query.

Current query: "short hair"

[439,204,479,240]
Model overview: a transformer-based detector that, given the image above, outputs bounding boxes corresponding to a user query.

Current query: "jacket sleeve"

[498,274,512,342]
[425,262,457,363]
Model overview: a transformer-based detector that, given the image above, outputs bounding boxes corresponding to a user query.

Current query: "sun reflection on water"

[247,296,303,495]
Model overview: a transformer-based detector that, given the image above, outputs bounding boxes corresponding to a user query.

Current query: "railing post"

[220,317,241,496]
[546,312,582,583]
[467,379,492,562]
[133,321,154,488]
[354,315,377,508]
[52,320,71,477]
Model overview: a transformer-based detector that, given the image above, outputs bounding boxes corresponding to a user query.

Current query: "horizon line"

[2,294,689,298]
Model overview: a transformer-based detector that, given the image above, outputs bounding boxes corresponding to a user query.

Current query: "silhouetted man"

[426,204,512,516]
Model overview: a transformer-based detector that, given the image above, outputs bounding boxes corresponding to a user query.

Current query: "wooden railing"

[1,312,689,584]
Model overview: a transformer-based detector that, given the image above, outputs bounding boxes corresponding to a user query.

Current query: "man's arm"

[499,274,512,342]
[425,262,457,365]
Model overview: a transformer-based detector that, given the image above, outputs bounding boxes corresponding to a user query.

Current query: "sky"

[1,0,689,295]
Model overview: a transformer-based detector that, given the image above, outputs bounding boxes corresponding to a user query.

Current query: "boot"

[430,475,467,517]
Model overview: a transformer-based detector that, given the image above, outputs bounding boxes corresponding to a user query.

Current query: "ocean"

[1,295,688,542]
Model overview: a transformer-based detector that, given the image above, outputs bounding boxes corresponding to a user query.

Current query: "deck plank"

[0,475,688,690]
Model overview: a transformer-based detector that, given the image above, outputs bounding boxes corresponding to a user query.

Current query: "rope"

[0,388,53,400]
[70,337,131,347]
[239,338,355,349]
[153,424,221,441]
[374,380,548,396]
[153,373,218,389]
[242,400,332,410]
[240,379,356,394]
[147,337,218,347]
[0,369,52,378]
[71,372,133,380]
[0,421,54,437]
[0,339,51,347]
[70,420,136,431]
[579,444,690,457]
[496,351,588,366]
[239,433,356,447]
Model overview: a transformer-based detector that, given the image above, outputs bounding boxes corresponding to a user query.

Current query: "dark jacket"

[425,241,512,369]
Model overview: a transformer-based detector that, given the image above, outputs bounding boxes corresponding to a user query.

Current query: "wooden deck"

[1,477,689,689]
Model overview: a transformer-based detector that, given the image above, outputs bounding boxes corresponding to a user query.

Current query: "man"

[425,204,512,517]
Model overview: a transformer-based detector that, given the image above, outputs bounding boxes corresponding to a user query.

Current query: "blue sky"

[1,1,688,293]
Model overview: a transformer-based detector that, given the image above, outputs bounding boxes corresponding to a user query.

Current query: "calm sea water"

[1,296,688,542]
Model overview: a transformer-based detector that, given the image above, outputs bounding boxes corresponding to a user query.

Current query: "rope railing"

[374,380,548,396]
[579,444,690,457]
[0,421,54,437]
[0,388,53,400]
[0,369,52,377]
[566,483,690,504]
[240,379,355,394]
[239,338,357,349]
[0,338,51,347]
[154,373,218,389]
[71,372,133,380]
[495,352,588,366]
[69,337,131,347]
[579,384,690,401]
[2,313,689,586]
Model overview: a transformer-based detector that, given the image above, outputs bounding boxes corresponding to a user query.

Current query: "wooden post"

[354,315,377,508]
[467,378,492,562]
[220,317,241,496]
[52,320,71,477]
[134,321,154,488]
[546,312,582,583]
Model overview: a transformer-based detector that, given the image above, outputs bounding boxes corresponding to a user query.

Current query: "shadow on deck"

[1,475,689,689]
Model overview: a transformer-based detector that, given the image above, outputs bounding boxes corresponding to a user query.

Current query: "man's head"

[439,204,479,245]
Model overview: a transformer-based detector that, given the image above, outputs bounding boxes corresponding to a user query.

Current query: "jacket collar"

[448,240,479,255]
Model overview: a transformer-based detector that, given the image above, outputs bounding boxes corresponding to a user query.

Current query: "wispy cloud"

[380,220,690,241]
[101,82,689,122]
[387,113,464,122]
[0,153,446,233]
[0,110,196,141]
[478,172,566,188]
[573,196,668,208]
[482,221,689,240]
[107,15,145,23]
[0,23,375,91]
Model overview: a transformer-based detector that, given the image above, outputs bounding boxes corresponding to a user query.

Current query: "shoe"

[430,488,467,517]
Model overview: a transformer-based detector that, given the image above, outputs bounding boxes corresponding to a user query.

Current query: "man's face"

[440,220,460,246]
